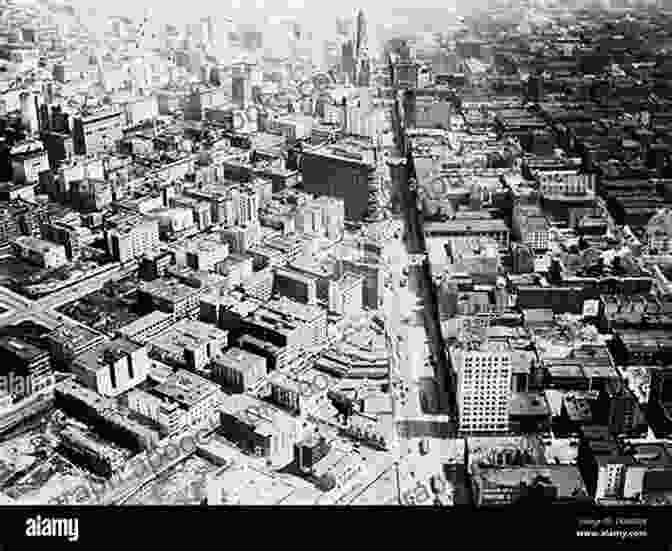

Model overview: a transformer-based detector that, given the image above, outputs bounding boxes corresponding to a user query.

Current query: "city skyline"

[0,0,669,541]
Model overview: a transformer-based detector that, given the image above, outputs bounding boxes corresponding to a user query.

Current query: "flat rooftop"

[149,319,228,352]
[48,323,105,346]
[220,393,296,430]
[262,296,325,323]
[14,236,64,254]
[117,311,173,337]
[475,465,588,500]
[214,347,266,374]
[305,140,376,166]
[0,335,48,364]
[74,337,143,372]
[139,279,203,302]
[509,392,550,417]
[425,219,509,234]
[153,368,220,408]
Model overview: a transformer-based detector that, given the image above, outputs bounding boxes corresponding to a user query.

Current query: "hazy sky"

[69,0,461,27]
[67,0,467,58]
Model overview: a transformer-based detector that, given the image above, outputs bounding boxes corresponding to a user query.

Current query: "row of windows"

[462,373,510,378]
[460,381,510,394]
[462,404,509,409]
[463,357,510,363]
[462,398,509,403]
[462,401,509,406]
[462,414,509,418]
[462,401,509,407]
[462,361,511,366]
[461,386,510,392]
[462,370,510,375]
[462,397,508,403]
[462,374,511,379]
[461,382,510,386]
[460,424,509,429]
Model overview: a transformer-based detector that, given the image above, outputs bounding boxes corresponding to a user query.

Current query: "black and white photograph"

[0,0,669,545]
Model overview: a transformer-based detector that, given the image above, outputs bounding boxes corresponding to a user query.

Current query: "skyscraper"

[20,91,39,135]
[354,9,370,86]
[648,366,672,436]
[203,16,216,47]
[355,9,368,60]
[357,57,371,87]
[450,342,513,435]
[341,40,355,82]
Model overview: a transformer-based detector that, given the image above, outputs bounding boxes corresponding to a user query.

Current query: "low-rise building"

[218,393,300,462]
[47,324,108,369]
[172,235,229,272]
[128,368,220,434]
[239,297,328,366]
[72,108,124,156]
[148,207,196,238]
[294,433,331,473]
[425,218,510,249]
[212,347,267,393]
[328,273,364,316]
[10,140,49,185]
[58,426,126,478]
[105,215,160,263]
[509,392,551,435]
[54,379,160,451]
[12,236,67,269]
[147,319,228,373]
[267,371,326,415]
[473,466,589,506]
[138,279,205,319]
[71,338,150,398]
[0,336,54,400]
[274,267,318,305]
[116,311,174,345]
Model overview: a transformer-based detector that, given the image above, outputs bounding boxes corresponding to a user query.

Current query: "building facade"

[451,344,513,435]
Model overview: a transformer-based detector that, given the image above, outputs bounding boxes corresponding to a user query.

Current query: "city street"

[387,107,456,420]
[0,261,138,333]
[35,261,138,311]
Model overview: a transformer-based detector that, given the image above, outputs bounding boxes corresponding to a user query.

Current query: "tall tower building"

[20,91,40,135]
[357,56,371,87]
[648,366,672,436]
[354,9,368,60]
[95,51,108,93]
[232,76,250,109]
[353,9,370,86]
[450,342,513,435]
[341,40,355,82]
[202,16,215,47]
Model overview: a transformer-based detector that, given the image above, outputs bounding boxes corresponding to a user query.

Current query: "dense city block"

[0,0,670,509]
